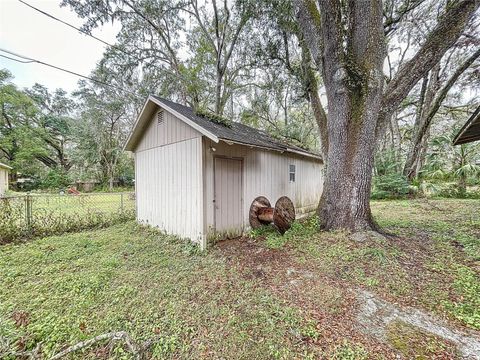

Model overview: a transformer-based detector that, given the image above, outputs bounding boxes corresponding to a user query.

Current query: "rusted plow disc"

[249,196,271,229]
[273,196,296,234]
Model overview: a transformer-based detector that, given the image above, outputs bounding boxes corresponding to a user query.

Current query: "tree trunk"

[301,44,329,159]
[215,69,223,115]
[403,48,480,180]
[294,0,478,232]
[390,113,402,172]
[403,64,440,180]
[316,0,385,231]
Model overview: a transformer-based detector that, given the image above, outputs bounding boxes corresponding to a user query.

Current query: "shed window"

[289,164,296,182]
[157,110,164,125]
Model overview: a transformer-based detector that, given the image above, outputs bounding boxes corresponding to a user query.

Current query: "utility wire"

[17,0,135,59]
[0,48,139,97]
[0,54,34,63]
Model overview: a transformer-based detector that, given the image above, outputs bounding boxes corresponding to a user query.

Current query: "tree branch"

[378,0,480,137]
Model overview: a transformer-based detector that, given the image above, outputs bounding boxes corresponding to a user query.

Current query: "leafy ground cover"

[0,199,478,359]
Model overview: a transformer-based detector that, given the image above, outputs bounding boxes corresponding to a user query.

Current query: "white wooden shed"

[0,162,12,196]
[125,96,324,248]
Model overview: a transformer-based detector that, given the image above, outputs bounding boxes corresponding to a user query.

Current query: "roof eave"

[150,96,219,142]
[0,163,12,170]
[124,97,152,151]
[286,147,323,162]
[124,96,219,152]
[453,105,480,146]
[220,139,285,154]
[220,138,323,162]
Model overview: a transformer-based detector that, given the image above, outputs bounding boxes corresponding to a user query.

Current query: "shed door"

[214,157,243,237]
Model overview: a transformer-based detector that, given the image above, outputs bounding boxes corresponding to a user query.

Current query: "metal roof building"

[453,105,480,145]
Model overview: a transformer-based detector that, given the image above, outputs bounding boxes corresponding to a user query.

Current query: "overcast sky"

[0,0,119,93]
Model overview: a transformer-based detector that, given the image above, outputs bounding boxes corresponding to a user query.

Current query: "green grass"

[247,199,479,330]
[0,223,317,359]
[1,199,479,359]
[286,199,479,330]
[386,320,459,359]
[31,192,135,215]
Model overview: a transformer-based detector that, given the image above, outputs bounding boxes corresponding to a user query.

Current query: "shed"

[125,95,324,248]
[453,105,480,145]
[0,162,12,196]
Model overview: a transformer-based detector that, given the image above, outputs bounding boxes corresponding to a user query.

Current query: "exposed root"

[350,230,388,243]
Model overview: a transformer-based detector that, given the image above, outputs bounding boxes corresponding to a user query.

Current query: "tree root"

[350,230,388,243]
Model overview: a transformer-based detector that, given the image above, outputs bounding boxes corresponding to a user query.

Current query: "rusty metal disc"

[273,196,295,234]
[249,196,271,229]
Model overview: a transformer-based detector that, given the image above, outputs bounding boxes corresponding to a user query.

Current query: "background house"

[0,162,12,196]
[125,96,324,248]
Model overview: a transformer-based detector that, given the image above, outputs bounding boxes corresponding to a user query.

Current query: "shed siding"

[134,108,204,244]
[136,107,200,152]
[0,168,8,195]
[203,139,323,236]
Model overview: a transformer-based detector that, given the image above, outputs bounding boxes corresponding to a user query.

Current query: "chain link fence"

[0,192,135,244]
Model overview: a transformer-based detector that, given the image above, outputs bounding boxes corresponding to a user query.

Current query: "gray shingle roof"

[151,95,321,159]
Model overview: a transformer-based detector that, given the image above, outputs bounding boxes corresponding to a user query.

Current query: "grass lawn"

[30,192,135,216]
[0,193,135,244]
[0,199,479,359]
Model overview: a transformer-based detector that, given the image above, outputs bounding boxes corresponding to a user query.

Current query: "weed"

[330,340,368,360]
[443,266,480,329]
[0,222,314,359]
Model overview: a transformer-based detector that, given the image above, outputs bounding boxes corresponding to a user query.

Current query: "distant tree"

[27,84,76,171]
[402,48,480,181]
[62,0,259,115]
[423,126,480,195]
[72,76,132,190]
[0,70,38,179]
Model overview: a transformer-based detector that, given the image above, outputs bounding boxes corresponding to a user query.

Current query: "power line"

[0,48,139,97]
[17,0,134,59]
[0,54,34,64]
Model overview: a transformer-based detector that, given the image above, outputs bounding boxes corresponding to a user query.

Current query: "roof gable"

[125,95,322,161]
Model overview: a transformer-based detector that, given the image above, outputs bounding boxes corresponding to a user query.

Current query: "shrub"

[0,198,26,244]
[39,169,70,190]
[371,173,411,199]
[435,183,480,199]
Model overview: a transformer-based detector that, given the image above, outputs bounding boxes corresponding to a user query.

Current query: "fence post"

[120,193,124,214]
[25,193,33,232]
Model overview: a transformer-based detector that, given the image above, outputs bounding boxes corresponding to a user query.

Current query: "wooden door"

[214,157,243,237]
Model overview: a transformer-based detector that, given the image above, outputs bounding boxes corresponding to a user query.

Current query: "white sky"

[0,0,119,93]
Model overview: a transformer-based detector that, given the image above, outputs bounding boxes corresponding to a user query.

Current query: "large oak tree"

[295,0,479,232]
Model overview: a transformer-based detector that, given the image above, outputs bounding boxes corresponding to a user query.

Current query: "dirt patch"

[216,235,480,359]
[216,237,400,358]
